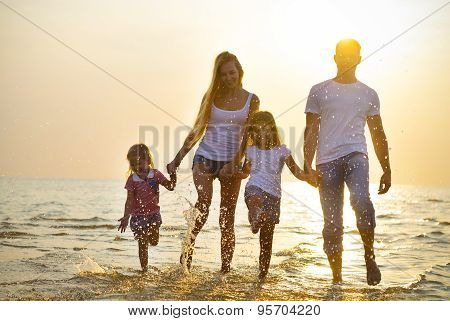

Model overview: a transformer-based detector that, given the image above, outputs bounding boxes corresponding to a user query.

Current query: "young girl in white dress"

[237,111,318,279]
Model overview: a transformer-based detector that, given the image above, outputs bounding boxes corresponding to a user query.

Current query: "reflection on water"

[0,177,448,300]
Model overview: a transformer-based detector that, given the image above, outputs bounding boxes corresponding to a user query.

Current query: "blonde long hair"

[187,52,244,148]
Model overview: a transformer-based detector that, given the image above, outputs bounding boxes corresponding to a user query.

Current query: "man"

[303,39,391,285]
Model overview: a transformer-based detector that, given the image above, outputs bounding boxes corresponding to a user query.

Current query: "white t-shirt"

[305,79,380,165]
[245,144,291,198]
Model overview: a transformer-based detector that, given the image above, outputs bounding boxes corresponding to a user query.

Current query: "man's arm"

[303,112,320,174]
[367,115,391,194]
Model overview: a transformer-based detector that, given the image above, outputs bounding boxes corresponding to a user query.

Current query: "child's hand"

[236,170,249,180]
[306,170,321,188]
[220,162,238,176]
[118,215,130,233]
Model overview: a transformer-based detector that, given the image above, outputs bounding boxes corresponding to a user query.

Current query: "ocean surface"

[0,176,448,301]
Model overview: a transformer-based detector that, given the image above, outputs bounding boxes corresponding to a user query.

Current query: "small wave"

[113,236,127,241]
[50,224,116,230]
[32,215,109,223]
[409,263,449,290]
[106,248,125,252]
[0,278,48,286]
[423,217,438,222]
[31,201,65,207]
[0,242,37,248]
[415,234,430,239]
[429,231,444,236]
[274,244,311,257]
[0,231,36,239]
[161,225,186,232]
[439,221,450,226]
[426,199,445,203]
[73,247,88,251]
[377,213,397,219]
[0,222,15,229]
[23,223,39,227]
[50,232,69,236]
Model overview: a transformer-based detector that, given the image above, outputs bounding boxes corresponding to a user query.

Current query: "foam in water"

[76,252,106,274]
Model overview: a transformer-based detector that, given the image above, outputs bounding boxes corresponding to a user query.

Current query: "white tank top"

[196,93,253,161]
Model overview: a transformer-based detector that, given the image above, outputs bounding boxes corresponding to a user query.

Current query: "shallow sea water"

[0,176,448,300]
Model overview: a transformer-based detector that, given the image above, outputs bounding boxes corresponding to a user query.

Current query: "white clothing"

[245,144,291,198]
[305,79,380,165]
[196,93,253,161]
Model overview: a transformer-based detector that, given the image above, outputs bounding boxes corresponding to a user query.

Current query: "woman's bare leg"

[191,163,214,236]
[181,163,214,270]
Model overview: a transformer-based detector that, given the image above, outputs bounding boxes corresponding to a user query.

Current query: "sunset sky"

[1,0,449,185]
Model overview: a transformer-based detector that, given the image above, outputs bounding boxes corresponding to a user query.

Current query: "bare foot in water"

[365,257,381,286]
[220,265,231,274]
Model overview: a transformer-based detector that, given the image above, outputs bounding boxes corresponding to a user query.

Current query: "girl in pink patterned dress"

[118,144,176,272]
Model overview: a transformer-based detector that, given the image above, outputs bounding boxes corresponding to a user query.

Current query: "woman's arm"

[236,158,251,179]
[159,173,177,191]
[167,132,197,173]
[167,96,208,174]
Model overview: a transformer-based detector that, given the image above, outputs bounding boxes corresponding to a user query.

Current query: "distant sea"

[0,176,448,300]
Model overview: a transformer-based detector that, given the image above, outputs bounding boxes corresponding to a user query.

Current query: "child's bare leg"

[137,226,160,272]
[259,222,275,279]
[246,195,263,234]
[148,225,160,246]
[138,236,149,272]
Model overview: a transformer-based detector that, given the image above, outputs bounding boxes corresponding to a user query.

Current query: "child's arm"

[285,155,319,187]
[236,158,251,179]
[118,190,134,233]
[159,172,177,191]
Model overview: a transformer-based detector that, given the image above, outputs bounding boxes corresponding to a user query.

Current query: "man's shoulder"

[357,80,378,96]
[310,79,332,92]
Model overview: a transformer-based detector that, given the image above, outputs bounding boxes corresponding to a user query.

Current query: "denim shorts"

[130,213,162,238]
[244,185,281,224]
[192,154,230,179]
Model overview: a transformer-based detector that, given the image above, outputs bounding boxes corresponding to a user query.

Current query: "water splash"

[76,252,106,274]
[180,207,200,273]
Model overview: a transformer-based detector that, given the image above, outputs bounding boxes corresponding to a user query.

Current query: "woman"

[167,51,259,273]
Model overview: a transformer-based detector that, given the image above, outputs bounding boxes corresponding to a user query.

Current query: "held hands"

[378,171,391,194]
[166,160,178,175]
[235,170,249,180]
[306,169,321,188]
[117,215,130,233]
[219,162,240,177]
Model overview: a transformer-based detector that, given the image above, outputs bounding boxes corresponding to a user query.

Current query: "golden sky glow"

[1,0,449,185]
